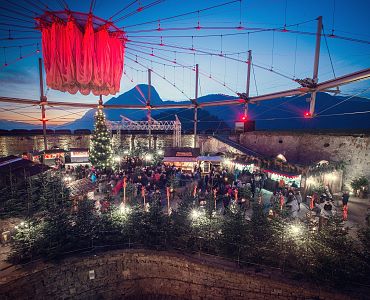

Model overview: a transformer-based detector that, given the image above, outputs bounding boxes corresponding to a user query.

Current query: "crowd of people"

[63,160,268,213]
[61,157,351,226]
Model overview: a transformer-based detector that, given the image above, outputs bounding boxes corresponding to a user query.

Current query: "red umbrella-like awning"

[36,11,126,96]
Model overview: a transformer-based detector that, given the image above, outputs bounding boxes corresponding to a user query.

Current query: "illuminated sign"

[175,152,193,157]
[44,153,64,159]
[71,151,89,158]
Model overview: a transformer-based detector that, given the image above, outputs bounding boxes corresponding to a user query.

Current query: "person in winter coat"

[295,190,302,211]
[286,191,299,218]
[342,191,350,207]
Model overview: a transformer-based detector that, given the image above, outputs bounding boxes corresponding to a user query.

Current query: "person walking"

[251,180,256,199]
[342,191,350,221]
[279,192,285,211]
[295,190,302,212]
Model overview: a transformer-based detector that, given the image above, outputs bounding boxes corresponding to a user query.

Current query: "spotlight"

[304,111,312,118]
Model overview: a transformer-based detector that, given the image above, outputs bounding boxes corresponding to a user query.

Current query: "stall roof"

[0,156,50,175]
[42,149,67,154]
[163,157,197,163]
[0,155,19,165]
[197,156,223,162]
[164,147,200,158]
[69,148,89,152]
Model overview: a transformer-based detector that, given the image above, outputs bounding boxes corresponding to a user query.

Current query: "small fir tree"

[89,108,113,169]
[218,204,251,262]
[71,198,99,249]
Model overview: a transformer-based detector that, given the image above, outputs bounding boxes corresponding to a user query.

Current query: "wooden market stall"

[41,149,66,167]
[197,155,223,174]
[163,147,200,172]
[66,148,89,164]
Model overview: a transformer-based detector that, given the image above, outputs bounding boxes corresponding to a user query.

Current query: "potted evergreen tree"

[351,176,369,198]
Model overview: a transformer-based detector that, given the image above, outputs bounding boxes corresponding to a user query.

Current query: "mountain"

[0,120,40,130]
[153,109,230,132]
[58,84,192,130]
[64,85,370,131]
[1,84,369,131]
[247,92,370,130]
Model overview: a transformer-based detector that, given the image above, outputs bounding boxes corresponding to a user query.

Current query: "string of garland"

[306,161,345,177]
[231,154,345,177]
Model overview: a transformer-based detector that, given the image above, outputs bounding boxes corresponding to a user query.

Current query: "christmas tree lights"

[89,109,113,168]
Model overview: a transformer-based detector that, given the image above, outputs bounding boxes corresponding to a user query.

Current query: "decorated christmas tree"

[89,108,113,169]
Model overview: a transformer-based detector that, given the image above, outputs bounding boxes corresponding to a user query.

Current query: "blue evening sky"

[0,0,369,124]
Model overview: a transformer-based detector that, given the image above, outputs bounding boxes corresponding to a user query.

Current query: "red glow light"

[304,112,312,118]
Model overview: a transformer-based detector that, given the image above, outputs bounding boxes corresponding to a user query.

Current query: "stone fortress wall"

[238,131,370,190]
[0,250,350,299]
[199,131,370,190]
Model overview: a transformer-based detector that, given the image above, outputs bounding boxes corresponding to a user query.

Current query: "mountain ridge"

[1,84,369,130]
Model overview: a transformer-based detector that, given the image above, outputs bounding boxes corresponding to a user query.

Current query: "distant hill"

[0,120,40,130]
[153,109,230,132]
[1,84,369,131]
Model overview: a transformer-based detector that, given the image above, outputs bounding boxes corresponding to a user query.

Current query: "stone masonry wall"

[238,131,370,190]
[199,135,243,155]
[0,250,351,300]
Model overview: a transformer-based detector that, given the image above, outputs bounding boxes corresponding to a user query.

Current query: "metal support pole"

[147,69,152,150]
[39,58,47,150]
[244,50,252,117]
[194,64,199,148]
[309,16,322,116]
[98,94,103,108]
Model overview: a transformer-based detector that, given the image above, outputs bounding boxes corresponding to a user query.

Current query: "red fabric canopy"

[40,16,125,96]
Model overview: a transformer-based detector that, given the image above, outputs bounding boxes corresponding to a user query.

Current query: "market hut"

[0,156,50,188]
[67,148,90,164]
[23,150,42,163]
[262,169,302,191]
[41,149,66,166]
[197,155,223,174]
[163,147,200,171]
[303,160,344,195]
